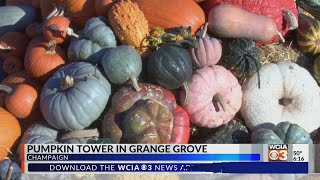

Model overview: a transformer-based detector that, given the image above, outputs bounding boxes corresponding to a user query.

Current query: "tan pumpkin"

[108,0,150,57]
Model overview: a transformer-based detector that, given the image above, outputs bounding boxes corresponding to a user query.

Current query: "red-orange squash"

[24,37,66,82]
[131,0,205,35]
[0,107,21,160]
[0,32,29,59]
[43,16,79,44]
[0,83,38,119]
[2,56,23,75]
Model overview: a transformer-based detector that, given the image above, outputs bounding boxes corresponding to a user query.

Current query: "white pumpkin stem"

[60,75,74,90]
[61,129,100,140]
[202,23,208,39]
[5,164,13,180]
[275,30,285,43]
[0,44,13,51]
[213,93,226,112]
[66,27,79,38]
[46,40,57,55]
[130,76,141,91]
[183,82,189,105]
[0,84,13,94]
[283,9,298,30]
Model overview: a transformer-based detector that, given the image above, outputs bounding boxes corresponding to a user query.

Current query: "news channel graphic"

[21,144,313,174]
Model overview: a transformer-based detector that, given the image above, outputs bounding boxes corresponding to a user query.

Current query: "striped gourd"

[314,55,320,83]
[297,0,320,21]
[297,14,320,55]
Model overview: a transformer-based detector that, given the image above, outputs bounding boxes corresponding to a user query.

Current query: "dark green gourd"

[147,43,193,103]
[101,46,142,91]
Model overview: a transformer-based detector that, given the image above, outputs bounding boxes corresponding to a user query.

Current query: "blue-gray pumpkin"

[40,62,111,131]
[251,121,313,144]
[101,46,142,91]
[147,43,193,103]
[0,159,21,180]
[68,17,117,64]
[0,6,37,36]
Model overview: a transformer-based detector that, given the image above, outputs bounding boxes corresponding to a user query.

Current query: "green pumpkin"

[297,13,320,55]
[297,0,320,21]
[251,121,313,144]
[221,38,261,87]
[147,43,192,103]
[101,46,142,91]
[68,17,117,64]
[202,119,250,144]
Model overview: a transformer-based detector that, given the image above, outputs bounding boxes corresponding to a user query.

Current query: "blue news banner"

[23,144,310,174]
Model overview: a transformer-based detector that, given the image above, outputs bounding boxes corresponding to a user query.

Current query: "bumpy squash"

[0,6,37,36]
[102,83,177,143]
[40,62,111,131]
[108,0,150,57]
[119,99,190,144]
[101,46,142,91]
[132,0,205,35]
[68,17,117,64]
[251,122,313,144]
[0,107,21,160]
[297,13,320,55]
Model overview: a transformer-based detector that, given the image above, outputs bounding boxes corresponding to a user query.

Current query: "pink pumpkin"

[180,65,242,128]
[189,24,222,68]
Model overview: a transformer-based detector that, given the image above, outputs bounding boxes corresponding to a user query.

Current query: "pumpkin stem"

[202,23,208,39]
[275,30,285,43]
[46,40,57,55]
[283,9,298,30]
[130,76,141,91]
[60,75,74,90]
[213,93,226,112]
[279,97,293,106]
[61,129,100,140]
[183,82,190,105]
[0,84,13,94]
[66,27,79,38]
[5,163,13,180]
[0,44,13,51]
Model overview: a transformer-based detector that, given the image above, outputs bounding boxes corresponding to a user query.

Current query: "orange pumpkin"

[2,56,24,75]
[0,107,21,161]
[2,70,41,91]
[0,84,38,119]
[95,0,114,16]
[43,16,79,44]
[131,0,205,35]
[0,32,29,59]
[40,0,96,28]
[24,38,66,82]
[25,22,42,39]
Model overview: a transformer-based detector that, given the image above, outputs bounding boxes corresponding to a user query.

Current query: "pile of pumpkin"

[1,0,320,178]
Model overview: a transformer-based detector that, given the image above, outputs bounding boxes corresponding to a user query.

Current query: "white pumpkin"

[241,61,320,133]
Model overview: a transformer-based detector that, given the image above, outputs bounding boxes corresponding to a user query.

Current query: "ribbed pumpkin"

[0,32,29,59]
[221,38,261,86]
[0,107,21,161]
[297,13,320,55]
[147,43,193,104]
[1,70,40,90]
[0,83,38,119]
[108,0,150,57]
[24,37,66,82]
[43,16,79,44]
[132,0,205,35]
[2,56,23,75]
